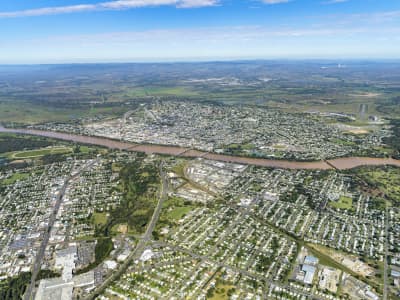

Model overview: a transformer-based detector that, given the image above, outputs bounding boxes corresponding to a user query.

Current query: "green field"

[329,196,353,210]
[0,101,87,124]
[7,146,72,159]
[208,283,235,300]
[2,173,29,185]
[332,138,357,146]
[78,146,92,153]
[92,212,108,226]
[123,86,198,97]
[152,196,199,240]
[166,206,193,221]
[98,158,160,236]
[162,196,197,221]
[0,101,126,124]
[356,167,400,205]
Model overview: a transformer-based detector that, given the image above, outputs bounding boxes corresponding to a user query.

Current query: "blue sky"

[0,0,399,63]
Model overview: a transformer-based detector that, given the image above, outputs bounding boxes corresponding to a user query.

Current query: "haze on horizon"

[0,0,399,64]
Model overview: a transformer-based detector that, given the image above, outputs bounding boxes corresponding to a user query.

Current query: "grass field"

[2,173,29,185]
[171,161,188,178]
[153,196,199,238]
[329,196,353,210]
[208,283,235,300]
[166,206,193,221]
[92,212,108,226]
[0,101,87,124]
[78,146,92,153]
[111,162,123,172]
[332,138,357,146]
[6,146,72,159]
[123,86,198,97]
[0,101,126,124]
[356,167,400,205]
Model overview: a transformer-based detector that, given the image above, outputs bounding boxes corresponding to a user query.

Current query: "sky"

[0,0,399,63]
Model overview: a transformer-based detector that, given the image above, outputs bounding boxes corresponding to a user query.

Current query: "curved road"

[1,126,400,170]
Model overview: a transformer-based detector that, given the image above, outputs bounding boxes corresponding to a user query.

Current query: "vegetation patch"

[0,272,31,300]
[355,166,400,205]
[124,86,198,97]
[332,138,356,146]
[1,173,29,185]
[0,101,126,125]
[95,238,114,263]
[153,196,199,240]
[166,206,193,221]
[37,269,61,281]
[76,238,113,275]
[382,119,400,159]
[92,212,108,226]
[10,146,72,159]
[224,142,255,155]
[0,133,54,154]
[96,155,159,236]
[208,284,236,300]
[172,161,187,178]
[329,196,353,210]
[162,196,197,221]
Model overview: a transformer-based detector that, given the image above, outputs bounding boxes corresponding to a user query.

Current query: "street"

[24,158,100,300]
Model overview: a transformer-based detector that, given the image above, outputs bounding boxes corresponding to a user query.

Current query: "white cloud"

[260,0,291,4]
[0,0,218,18]
[323,0,349,4]
[177,0,219,8]
[0,5,97,18]
[101,0,217,9]
[34,25,397,46]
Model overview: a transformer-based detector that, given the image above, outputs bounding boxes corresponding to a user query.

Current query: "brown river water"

[2,126,400,170]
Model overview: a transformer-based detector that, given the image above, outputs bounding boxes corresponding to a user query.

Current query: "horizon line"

[1,57,400,66]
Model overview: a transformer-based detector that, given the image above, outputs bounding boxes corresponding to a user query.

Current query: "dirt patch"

[117,224,128,234]
[346,129,369,134]
[310,244,375,277]
[350,93,381,98]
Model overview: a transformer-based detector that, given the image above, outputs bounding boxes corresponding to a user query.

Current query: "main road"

[24,158,100,300]
[383,206,390,300]
[1,126,400,170]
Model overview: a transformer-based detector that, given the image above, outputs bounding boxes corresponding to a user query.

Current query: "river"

[1,126,400,170]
